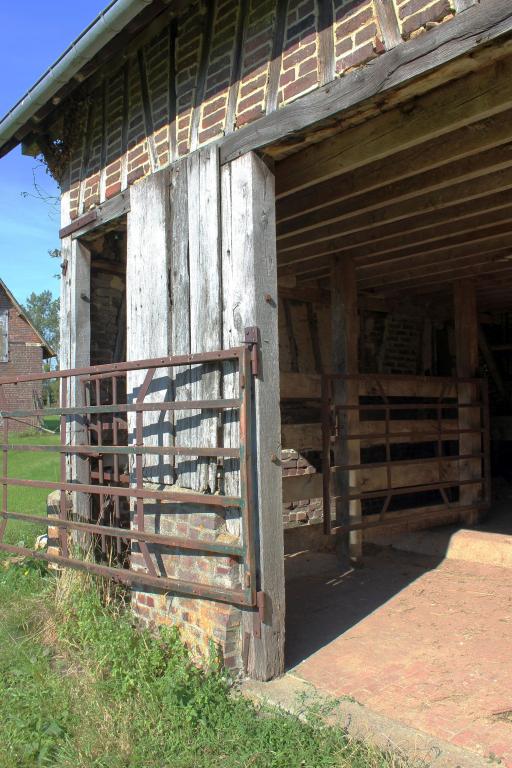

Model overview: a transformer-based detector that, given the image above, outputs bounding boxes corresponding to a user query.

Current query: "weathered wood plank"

[126,170,172,486]
[220,0,512,165]
[188,146,221,492]
[374,0,402,50]
[317,0,335,86]
[281,419,460,451]
[283,459,461,502]
[169,158,192,488]
[221,152,284,681]
[225,0,249,133]
[190,0,216,151]
[280,371,458,400]
[266,0,289,115]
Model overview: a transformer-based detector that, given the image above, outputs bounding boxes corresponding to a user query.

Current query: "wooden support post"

[331,255,361,562]
[478,325,505,399]
[221,152,284,680]
[454,279,482,525]
[60,194,91,539]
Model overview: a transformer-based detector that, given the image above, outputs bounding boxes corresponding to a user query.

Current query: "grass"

[0,430,409,768]
[2,426,60,547]
[0,564,408,768]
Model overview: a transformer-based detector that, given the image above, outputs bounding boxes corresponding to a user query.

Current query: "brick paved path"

[289,549,512,765]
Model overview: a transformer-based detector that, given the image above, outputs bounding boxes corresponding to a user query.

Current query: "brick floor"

[287,548,512,766]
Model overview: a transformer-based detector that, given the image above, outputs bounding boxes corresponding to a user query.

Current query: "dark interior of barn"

[268,56,512,668]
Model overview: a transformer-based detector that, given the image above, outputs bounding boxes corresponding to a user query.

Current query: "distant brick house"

[0,279,55,431]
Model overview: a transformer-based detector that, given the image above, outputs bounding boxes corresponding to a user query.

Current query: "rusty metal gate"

[0,345,258,608]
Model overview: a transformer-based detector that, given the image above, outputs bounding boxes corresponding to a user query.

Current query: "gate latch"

[244,326,260,378]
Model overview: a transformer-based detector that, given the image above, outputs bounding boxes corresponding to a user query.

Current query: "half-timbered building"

[1,0,512,680]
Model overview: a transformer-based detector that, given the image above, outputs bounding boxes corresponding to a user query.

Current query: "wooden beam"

[220,0,512,166]
[190,0,216,151]
[67,190,130,240]
[137,48,157,171]
[278,167,512,265]
[374,0,402,49]
[276,107,512,225]
[331,256,361,561]
[59,210,97,239]
[266,0,289,114]
[225,0,249,133]
[358,244,512,290]
[388,262,512,298]
[221,152,284,680]
[277,104,512,238]
[280,207,512,273]
[281,418,461,452]
[358,221,512,275]
[168,19,178,161]
[277,139,512,241]
[278,195,512,266]
[276,58,512,198]
[317,0,335,86]
[454,279,482,526]
[60,191,91,543]
[169,155,190,485]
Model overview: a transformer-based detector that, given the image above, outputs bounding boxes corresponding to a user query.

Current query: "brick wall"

[131,499,243,669]
[58,0,464,220]
[0,285,45,432]
[394,0,454,40]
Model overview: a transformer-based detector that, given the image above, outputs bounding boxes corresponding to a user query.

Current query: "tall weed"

[0,561,406,768]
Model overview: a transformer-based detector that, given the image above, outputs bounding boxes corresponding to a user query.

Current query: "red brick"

[283,69,318,101]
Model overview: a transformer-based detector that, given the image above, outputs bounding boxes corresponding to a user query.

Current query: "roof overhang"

[0,0,188,160]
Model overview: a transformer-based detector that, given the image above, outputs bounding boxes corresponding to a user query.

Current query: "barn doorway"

[269,54,512,678]
[77,220,129,559]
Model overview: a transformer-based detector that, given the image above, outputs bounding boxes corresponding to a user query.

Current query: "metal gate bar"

[0,346,257,607]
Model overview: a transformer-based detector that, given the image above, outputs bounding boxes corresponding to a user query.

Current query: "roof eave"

[0,0,158,159]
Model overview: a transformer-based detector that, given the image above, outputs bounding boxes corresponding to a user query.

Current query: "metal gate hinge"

[243,326,260,377]
[253,590,267,639]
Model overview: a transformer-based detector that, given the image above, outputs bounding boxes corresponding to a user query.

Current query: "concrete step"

[390,527,512,569]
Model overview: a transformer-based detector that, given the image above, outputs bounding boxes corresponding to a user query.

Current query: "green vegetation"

[0,433,407,768]
[2,429,59,547]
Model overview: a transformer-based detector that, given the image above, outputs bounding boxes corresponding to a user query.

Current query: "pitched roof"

[0,279,56,359]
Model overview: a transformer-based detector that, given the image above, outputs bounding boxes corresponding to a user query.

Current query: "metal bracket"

[243,326,260,377]
[253,590,267,639]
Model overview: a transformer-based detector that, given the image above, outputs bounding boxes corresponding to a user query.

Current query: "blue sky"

[0,2,107,305]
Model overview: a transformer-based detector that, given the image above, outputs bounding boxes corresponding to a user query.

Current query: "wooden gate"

[321,373,491,535]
